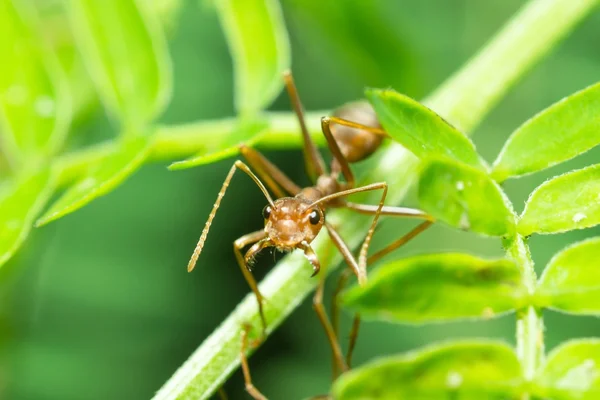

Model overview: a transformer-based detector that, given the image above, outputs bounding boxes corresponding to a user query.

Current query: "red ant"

[187,71,433,399]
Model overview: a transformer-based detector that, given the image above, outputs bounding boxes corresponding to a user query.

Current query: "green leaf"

[333,341,523,400]
[343,253,526,323]
[518,164,600,236]
[0,0,70,165]
[534,339,600,399]
[36,135,151,226]
[68,0,172,129]
[418,157,515,236]
[537,237,600,314]
[0,169,55,268]
[366,89,484,169]
[168,120,269,170]
[492,82,600,182]
[215,0,290,115]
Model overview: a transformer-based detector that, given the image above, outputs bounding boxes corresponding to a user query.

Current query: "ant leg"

[234,230,269,335]
[298,240,347,376]
[313,263,348,378]
[320,117,354,188]
[346,315,361,368]
[348,222,433,368]
[344,202,434,265]
[328,183,388,368]
[332,218,434,368]
[240,324,268,400]
[187,160,275,273]
[356,184,387,277]
[331,269,351,341]
[239,144,301,197]
[325,222,363,285]
[283,71,327,181]
[320,115,389,187]
[328,116,388,136]
[331,268,360,368]
[345,203,432,219]
[217,387,228,400]
[321,186,434,277]
[368,220,434,264]
[324,223,368,371]
[314,182,390,283]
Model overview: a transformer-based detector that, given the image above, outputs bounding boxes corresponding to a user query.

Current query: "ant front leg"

[317,182,391,284]
[234,230,269,336]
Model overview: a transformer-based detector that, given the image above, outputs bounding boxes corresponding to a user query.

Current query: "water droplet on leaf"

[446,371,463,388]
[572,212,587,223]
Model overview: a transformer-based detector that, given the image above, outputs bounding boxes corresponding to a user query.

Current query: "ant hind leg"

[283,71,327,182]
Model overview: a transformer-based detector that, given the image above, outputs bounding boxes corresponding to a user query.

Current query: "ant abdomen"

[331,101,383,163]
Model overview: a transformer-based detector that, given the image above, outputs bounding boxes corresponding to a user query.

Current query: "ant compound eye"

[262,205,272,220]
[308,209,321,225]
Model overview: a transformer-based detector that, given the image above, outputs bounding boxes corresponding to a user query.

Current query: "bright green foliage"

[492,82,600,182]
[537,237,600,314]
[0,0,70,165]
[418,157,515,236]
[0,170,54,267]
[332,341,523,399]
[518,164,600,236]
[0,0,597,398]
[68,0,172,130]
[366,89,483,169]
[38,2,97,123]
[36,136,151,226]
[215,0,290,115]
[168,120,269,170]
[534,339,600,399]
[343,253,526,323]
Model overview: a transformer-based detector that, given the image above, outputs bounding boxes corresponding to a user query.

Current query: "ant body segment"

[187,71,433,399]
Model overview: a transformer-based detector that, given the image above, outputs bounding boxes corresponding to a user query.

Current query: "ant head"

[262,197,324,250]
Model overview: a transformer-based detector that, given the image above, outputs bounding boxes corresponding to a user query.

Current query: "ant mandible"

[187,71,433,398]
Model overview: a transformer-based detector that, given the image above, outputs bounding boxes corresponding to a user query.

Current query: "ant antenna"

[187,160,275,272]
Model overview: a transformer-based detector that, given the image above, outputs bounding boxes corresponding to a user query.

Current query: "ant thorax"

[262,197,324,250]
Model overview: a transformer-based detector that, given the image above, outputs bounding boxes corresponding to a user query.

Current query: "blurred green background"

[2,0,600,399]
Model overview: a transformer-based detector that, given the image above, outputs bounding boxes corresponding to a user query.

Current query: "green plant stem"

[152,0,598,398]
[504,235,544,388]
